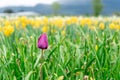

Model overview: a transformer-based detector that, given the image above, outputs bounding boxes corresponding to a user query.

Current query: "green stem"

[40,50,44,80]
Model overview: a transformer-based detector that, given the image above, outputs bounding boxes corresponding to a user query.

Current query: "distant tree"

[52,2,61,15]
[114,12,120,16]
[3,9,14,13]
[92,0,103,16]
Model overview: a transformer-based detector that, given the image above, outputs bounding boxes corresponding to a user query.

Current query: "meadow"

[0,16,120,80]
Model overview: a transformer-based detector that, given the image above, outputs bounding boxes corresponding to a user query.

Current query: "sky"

[0,0,91,8]
[0,0,58,7]
[1,0,118,8]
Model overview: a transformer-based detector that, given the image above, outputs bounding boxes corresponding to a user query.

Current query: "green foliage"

[0,23,120,80]
[114,12,120,16]
[3,9,14,13]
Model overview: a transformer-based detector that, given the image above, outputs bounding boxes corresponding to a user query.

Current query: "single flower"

[38,33,48,50]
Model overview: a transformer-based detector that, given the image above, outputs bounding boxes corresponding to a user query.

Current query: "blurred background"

[0,0,120,16]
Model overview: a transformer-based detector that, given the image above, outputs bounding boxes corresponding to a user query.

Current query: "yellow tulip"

[42,26,48,33]
[3,25,14,37]
[109,23,115,29]
[99,23,105,30]
[95,45,98,51]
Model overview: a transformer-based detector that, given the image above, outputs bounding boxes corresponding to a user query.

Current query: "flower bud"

[38,33,48,49]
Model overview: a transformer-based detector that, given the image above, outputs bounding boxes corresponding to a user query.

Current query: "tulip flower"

[38,33,48,50]
[38,33,48,80]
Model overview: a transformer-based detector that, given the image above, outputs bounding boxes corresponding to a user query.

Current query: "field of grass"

[0,16,120,80]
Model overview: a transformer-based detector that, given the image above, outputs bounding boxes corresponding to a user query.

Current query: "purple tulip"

[38,33,48,50]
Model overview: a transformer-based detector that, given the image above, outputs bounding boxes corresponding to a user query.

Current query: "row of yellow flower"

[0,16,120,36]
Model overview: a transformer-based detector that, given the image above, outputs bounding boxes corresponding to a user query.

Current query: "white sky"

[0,0,57,7]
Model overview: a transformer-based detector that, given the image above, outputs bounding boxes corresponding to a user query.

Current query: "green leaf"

[25,71,35,80]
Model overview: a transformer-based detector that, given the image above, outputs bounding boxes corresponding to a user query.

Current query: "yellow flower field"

[0,16,120,37]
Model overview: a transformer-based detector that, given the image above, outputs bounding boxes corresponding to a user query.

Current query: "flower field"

[0,16,120,80]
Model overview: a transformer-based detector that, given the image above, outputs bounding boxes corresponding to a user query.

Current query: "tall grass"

[0,23,120,80]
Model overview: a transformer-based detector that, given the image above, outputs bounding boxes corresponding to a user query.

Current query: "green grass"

[0,24,120,80]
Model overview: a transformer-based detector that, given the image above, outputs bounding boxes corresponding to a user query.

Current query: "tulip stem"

[40,49,44,80]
